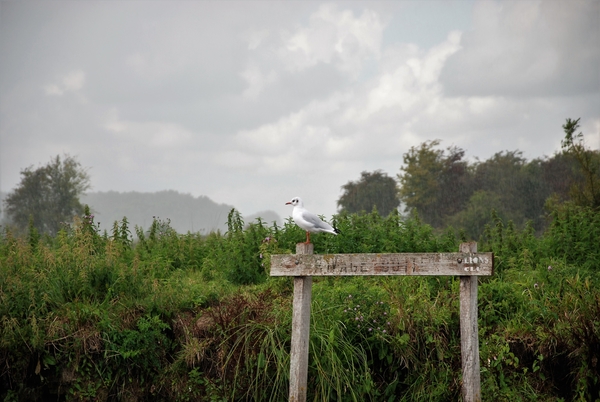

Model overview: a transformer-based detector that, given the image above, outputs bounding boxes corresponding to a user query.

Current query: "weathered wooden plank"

[289,243,313,402]
[460,242,482,402]
[271,252,493,277]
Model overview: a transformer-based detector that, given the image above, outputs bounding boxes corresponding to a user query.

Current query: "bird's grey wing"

[301,210,332,230]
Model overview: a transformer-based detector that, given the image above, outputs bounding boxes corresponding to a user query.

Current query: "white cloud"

[43,84,64,96]
[279,4,385,78]
[105,109,192,149]
[3,1,599,222]
[227,26,504,179]
[240,63,278,100]
[63,70,85,91]
[440,0,600,96]
[44,70,86,96]
[230,91,354,174]
[344,31,462,122]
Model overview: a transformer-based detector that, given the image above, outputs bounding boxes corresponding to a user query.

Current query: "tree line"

[338,118,599,239]
[3,118,598,239]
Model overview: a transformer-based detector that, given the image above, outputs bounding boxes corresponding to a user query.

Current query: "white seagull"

[285,197,340,243]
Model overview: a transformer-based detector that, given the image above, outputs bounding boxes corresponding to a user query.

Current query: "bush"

[0,205,598,401]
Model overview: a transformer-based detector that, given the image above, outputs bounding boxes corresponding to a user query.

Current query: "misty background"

[0,190,281,233]
[1,1,599,227]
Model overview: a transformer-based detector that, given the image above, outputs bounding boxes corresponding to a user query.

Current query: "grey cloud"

[2,0,598,222]
[440,0,600,97]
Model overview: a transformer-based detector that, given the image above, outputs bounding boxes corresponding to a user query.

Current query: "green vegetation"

[560,118,600,209]
[1,119,598,400]
[397,119,599,238]
[1,201,598,401]
[3,155,91,236]
[337,170,400,217]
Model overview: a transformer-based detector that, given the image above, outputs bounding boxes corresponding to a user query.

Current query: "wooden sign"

[271,252,493,277]
[272,242,487,402]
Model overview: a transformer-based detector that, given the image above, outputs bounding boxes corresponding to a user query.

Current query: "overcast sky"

[1,0,599,222]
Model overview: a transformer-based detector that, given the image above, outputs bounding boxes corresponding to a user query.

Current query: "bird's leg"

[305,231,311,244]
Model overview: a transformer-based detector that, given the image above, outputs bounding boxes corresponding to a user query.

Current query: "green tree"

[471,151,534,226]
[398,140,472,227]
[337,170,399,216]
[446,190,504,240]
[540,151,582,203]
[561,117,600,209]
[3,155,91,235]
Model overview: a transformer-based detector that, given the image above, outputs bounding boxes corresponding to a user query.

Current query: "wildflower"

[259,253,263,259]
[534,283,539,289]
[348,295,352,298]
[369,328,372,332]
[382,330,387,333]
[548,265,553,271]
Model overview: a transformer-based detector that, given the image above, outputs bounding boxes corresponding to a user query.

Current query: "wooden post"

[459,242,481,402]
[289,243,313,402]
[271,242,492,401]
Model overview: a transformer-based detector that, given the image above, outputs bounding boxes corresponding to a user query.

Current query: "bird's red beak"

[285,201,292,205]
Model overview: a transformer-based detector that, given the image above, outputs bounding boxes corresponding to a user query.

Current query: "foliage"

[473,151,541,228]
[561,117,600,209]
[1,199,599,401]
[3,154,91,236]
[398,140,471,228]
[397,119,596,239]
[337,170,400,216]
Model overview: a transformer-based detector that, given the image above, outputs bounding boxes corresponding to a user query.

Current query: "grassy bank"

[1,206,599,401]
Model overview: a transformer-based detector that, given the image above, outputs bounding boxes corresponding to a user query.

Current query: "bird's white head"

[285,197,304,207]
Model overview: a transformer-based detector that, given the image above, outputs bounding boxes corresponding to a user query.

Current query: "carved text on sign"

[271,252,493,277]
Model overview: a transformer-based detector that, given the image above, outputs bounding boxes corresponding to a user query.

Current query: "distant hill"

[2,190,282,234]
[81,190,281,234]
[244,210,284,228]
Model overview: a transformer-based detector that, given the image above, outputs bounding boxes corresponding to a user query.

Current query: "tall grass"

[0,203,598,401]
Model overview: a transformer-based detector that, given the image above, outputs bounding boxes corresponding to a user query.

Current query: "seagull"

[285,197,340,243]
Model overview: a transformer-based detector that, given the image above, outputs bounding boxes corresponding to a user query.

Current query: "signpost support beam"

[271,241,491,401]
[289,243,313,402]
[459,241,481,402]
